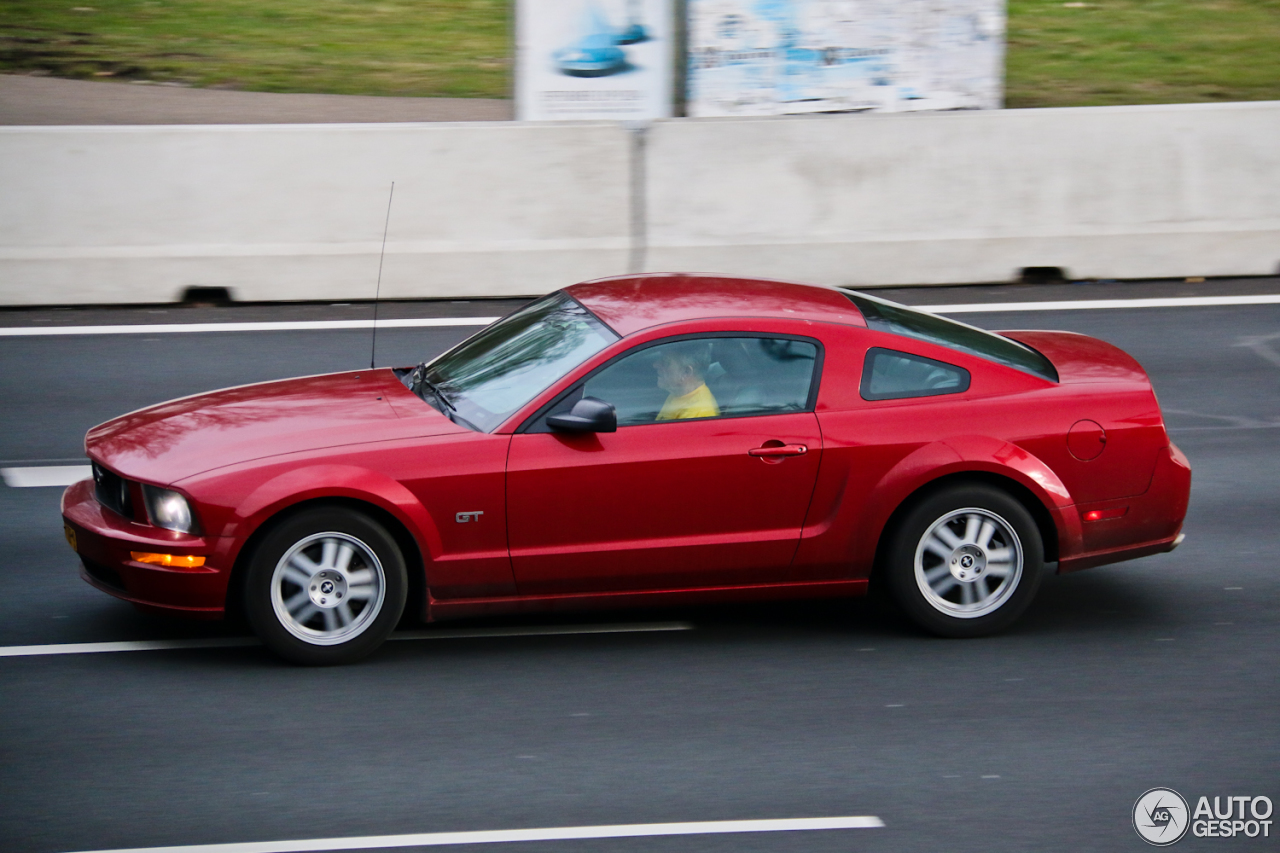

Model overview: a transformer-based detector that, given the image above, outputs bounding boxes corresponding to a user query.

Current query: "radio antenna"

[370,181,395,369]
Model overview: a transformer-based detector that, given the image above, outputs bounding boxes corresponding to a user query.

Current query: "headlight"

[142,485,201,534]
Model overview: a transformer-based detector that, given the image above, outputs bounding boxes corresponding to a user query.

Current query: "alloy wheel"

[913,507,1024,619]
[269,531,387,645]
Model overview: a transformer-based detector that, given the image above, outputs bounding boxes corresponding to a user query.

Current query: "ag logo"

[1134,788,1190,846]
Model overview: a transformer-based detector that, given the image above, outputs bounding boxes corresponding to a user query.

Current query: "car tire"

[885,484,1043,638]
[244,507,408,665]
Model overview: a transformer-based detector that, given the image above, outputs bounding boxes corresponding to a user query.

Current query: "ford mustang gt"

[62,274,1190,664]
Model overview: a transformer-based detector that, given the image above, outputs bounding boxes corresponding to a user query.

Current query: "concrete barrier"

[0,122,632,305]
[644,101,1280,286]
[1,101,1278,305]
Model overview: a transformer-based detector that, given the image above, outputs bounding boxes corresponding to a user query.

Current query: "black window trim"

[516,331,826,434]
[859,346,972,402]
[843,289,1059,384]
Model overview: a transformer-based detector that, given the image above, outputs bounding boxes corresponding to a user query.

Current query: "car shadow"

[40,562,1189,669]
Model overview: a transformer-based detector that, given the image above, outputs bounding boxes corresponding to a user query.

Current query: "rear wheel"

[245,507,407,665]
[886,484,1043,638]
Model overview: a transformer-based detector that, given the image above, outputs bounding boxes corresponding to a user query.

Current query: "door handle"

[749,444,808,458]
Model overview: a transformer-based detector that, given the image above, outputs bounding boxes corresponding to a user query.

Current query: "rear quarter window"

[861,348,971,401]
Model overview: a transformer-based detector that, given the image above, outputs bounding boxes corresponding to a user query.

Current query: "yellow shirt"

[656,383,720,421]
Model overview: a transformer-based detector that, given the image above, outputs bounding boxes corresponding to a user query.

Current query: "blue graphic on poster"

[517,0,674,121]
[553,3,629,78]
[687,0,1005,117]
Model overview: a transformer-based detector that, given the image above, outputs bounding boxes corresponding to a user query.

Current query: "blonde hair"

[657,340,712,380]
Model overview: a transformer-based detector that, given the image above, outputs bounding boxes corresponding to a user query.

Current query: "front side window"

[412,291,618,432]
[861,347,970,401]
[561,336,820,428]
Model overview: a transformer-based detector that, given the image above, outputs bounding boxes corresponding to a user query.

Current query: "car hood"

[999,330,1150,385]
[86,369,465,484]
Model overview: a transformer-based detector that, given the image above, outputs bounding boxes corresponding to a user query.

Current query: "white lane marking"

[4,293,1280,337]
[60,816,885,853]
[0,638,263,657]
[0,623,693,658]
[389,623,693,641]
[0,317,499,337]
[919,294,1280,313]
[1161,408,1280,430]
[1,465,91,487]
[1235,330,1280,368]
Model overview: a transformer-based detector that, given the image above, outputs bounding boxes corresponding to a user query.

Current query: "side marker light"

[130,552,207,569]
[1082,507,1128,522]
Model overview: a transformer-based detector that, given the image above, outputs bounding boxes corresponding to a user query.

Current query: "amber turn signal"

[130,552,206,569]
[1082,507,1128,522]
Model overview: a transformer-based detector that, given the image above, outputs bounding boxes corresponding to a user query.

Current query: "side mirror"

[547,396,617,433]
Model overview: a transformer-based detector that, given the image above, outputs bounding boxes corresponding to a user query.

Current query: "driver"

[654,342,719,421]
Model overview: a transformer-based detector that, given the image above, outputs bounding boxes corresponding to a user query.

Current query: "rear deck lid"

[999,330,1150,385]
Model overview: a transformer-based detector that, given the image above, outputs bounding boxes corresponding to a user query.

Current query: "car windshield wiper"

[406,363,456,414]
[402,364,482,432]
[421,377,456,412]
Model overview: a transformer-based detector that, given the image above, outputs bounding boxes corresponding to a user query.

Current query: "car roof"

[566,273,867,337]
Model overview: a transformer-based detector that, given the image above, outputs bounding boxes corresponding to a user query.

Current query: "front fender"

[194,463,442,577]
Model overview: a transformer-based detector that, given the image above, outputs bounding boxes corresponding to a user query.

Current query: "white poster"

[517,0,675,121]
[687,0,1004,117]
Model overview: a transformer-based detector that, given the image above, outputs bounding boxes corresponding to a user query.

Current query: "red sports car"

[62,274,1190,664]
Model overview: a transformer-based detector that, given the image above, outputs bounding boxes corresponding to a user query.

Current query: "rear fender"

[857,436,1081,571]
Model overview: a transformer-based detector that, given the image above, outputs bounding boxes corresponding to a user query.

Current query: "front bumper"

[61,478,228,617]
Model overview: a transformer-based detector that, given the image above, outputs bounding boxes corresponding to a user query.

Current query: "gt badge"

[455,511,484,523]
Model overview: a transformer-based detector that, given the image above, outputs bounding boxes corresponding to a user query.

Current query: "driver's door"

[505,335,824,595]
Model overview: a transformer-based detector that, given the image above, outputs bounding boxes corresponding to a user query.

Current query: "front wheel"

[885,485,1043,638]
[244,507,407,665]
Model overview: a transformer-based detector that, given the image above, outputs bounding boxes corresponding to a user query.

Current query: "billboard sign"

[516,0,675,121]
[687,0,1005,117]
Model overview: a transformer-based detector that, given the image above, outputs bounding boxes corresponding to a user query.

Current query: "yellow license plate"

[64,523,77,553]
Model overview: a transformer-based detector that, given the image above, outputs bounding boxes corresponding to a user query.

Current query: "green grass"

[1006,0,1280,107]
[0,0,512,97]
[1,0,1278,105]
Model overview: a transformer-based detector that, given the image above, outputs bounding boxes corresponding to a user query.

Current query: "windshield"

[419,291,618,432]
[843,291,1058,383]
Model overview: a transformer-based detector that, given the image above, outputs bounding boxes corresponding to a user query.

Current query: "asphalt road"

[1,282,1277,853]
